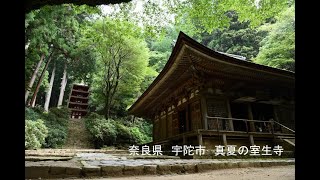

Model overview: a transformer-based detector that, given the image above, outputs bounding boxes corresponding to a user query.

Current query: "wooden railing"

[206,116,295,134]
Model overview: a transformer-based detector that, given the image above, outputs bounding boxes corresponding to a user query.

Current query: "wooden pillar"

[165,110,168,139]
[186,103,190,132]
[200,95,208,130]
[167,111,173,138]
[272,105,280,133]
[247,104,256,132]
[249,135,255,145]
[153,115,156,141]
[226,99,234,131]
[197,133,203,146]
[272,105,279,122]
[163,111,167,139]
[222,133,227,147]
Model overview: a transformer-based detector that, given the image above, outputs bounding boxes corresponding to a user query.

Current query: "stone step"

[25,156,73,161]
[25,159,295,179]
[63,119,94,149]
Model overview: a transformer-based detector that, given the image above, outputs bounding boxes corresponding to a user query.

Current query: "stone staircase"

[63,118,94,149]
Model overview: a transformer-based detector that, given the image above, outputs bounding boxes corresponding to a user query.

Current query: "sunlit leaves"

[254,5,295,71]
[101,0,292,37]
[84,17,155,113]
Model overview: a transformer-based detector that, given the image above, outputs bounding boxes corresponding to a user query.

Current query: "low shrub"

[41,107,69,148]
[130,127,144,144]
[25,119,48,149]
[114,122,131,142]
[85,117,117,148]
[85,113,153,148]
[48,107,70,119]
[33,105,45,114]
[25,107,40,121]
[44,125,67,148]
[25,106,70,148]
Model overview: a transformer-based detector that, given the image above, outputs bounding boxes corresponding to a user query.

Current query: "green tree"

[147,27,179,72]
[254,5,295,71]
[83,17,154,119]
[103,0,293,37]
[26,4,99,109]
[205,11,268,60]
[168,0,293,36]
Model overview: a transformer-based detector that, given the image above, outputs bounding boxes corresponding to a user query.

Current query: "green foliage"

[25,106,70,149]
[33,105,46,114]
[130,127,144,144]
[133,118,153,143]
[254,5,295,71]
[85,113,153,148]
[48,107,70,119]
[41,107,69,148]
[84,17,156,117]
[25,107,40,121]
[103,0,293,37]
[85,114,117,148]
[205,11,268,60]
[169,0,292,36]
[44,124,68,148]
[26,4,98,107]
[114,122,131,141]
[25,119,48,149]
[147,27,179,73]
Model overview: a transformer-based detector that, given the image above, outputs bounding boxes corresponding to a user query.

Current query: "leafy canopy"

[254,5,295,71]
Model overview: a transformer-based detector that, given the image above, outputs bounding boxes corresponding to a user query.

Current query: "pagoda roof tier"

[69,108,88,112]
[70,96,89,100]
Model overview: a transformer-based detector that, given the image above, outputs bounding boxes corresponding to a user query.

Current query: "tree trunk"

[32,94,37,107]
[44,62,56,112]
[105,103,110,120]
[104,92,110,120]
[57,63,67,108]
[25,53,45,104]
[30,52,53,107]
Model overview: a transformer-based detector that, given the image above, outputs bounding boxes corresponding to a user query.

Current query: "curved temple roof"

[128,31,294,118]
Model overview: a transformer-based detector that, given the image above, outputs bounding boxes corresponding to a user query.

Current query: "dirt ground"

[51,165,295,180]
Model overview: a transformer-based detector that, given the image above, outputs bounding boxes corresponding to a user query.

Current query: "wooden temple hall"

[128,32,295,150]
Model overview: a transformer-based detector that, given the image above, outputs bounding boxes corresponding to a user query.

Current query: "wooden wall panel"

[206,98,230,130]
[154,118,159,141]
[274,105,295,131]
[172,111,179,136]
[167,113,173,138]
[160,115,167,139]
[190,100,202,131]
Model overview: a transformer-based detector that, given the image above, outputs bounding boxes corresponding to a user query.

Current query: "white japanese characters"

[214,145,284,156]
[128,144,284,156]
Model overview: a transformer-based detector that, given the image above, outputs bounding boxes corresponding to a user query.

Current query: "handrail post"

[216,117,222,145]
[216,117,220,133]
[271,120,275,135]
[245,119,248,133]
